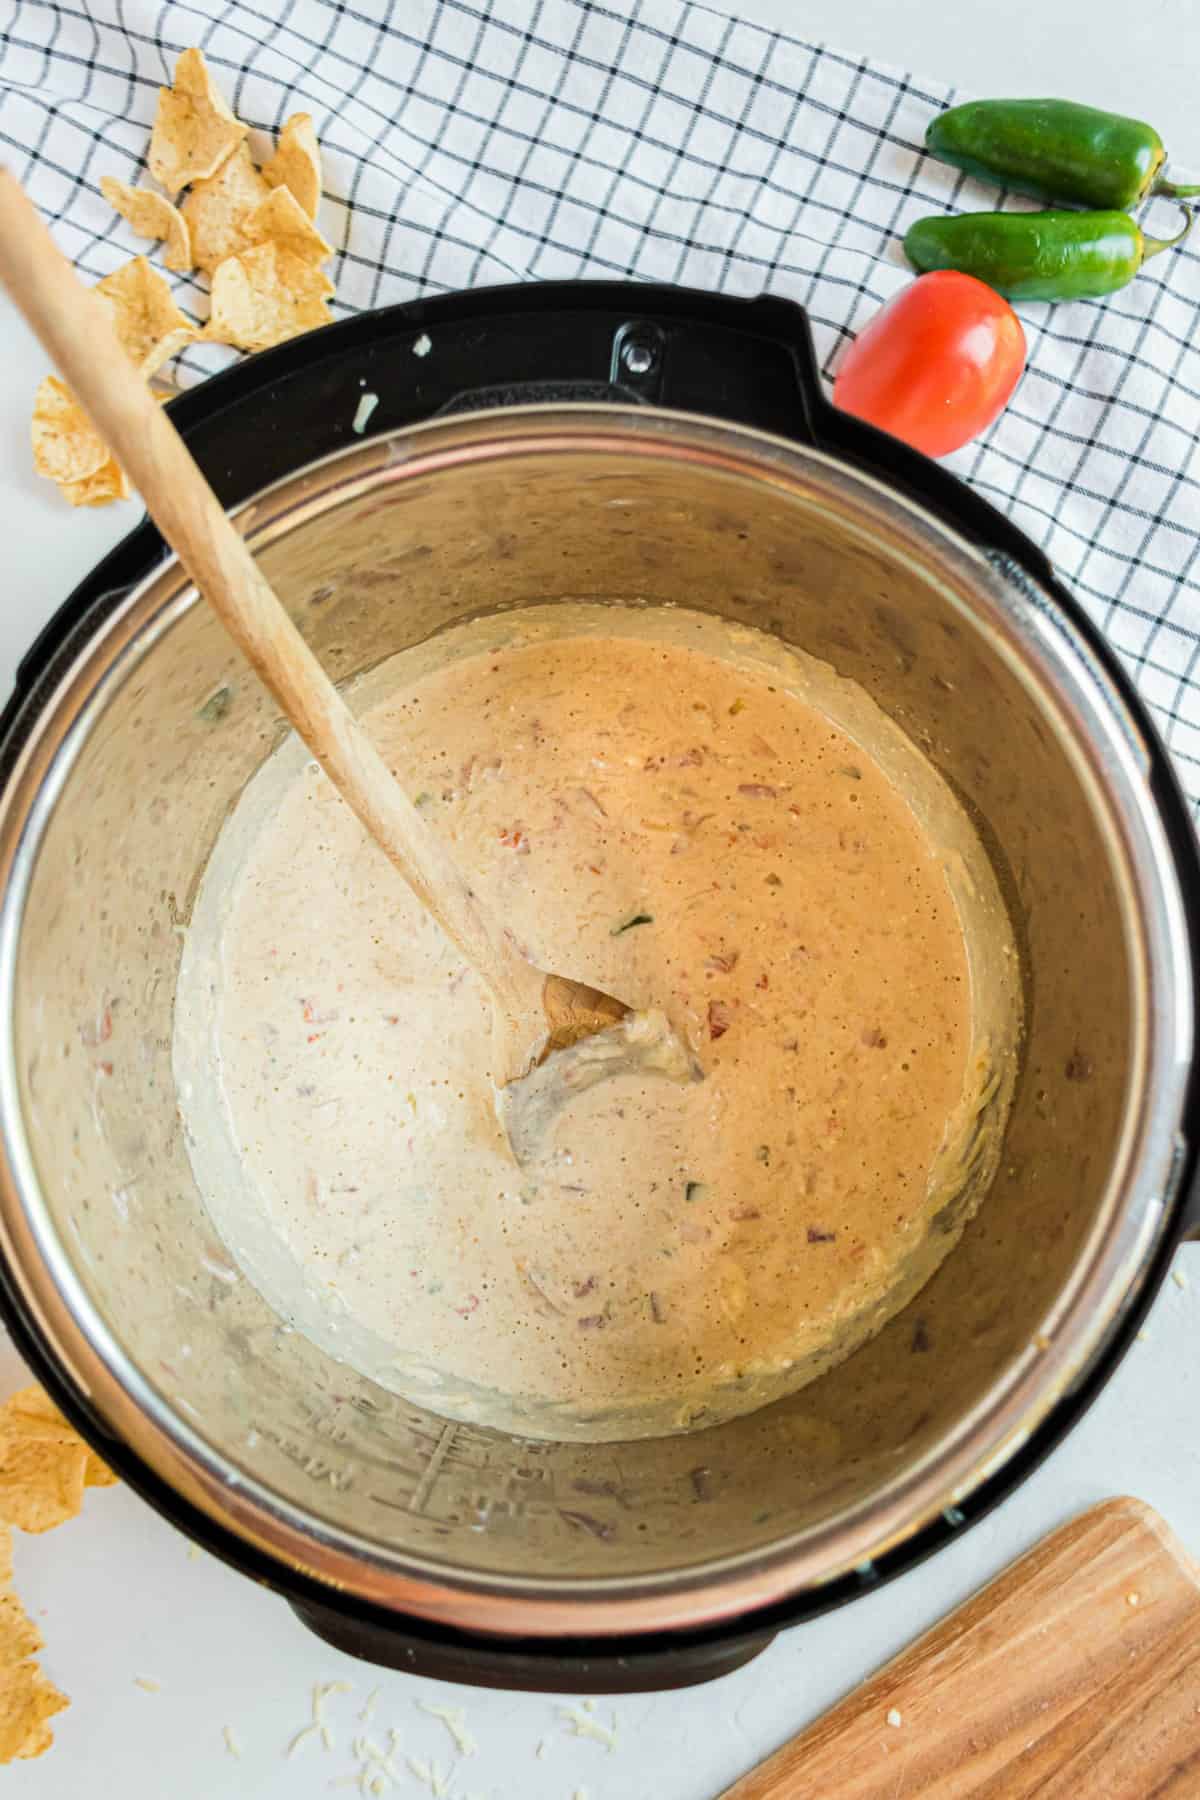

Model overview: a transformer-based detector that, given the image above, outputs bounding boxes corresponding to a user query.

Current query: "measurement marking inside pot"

[408,1423,458,1514]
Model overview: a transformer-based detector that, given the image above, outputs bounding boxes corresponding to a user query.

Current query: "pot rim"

[0,404,1191,1639]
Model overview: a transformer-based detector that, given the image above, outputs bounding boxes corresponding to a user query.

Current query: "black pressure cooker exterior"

[1,285,1197,1691]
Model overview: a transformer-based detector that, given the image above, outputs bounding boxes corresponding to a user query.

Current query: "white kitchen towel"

[2,1,1199,800]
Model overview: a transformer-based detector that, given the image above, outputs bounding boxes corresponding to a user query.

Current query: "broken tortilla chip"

[0,1386,111,1530]
[95,257,197,376]
[0,1595,41,1666]
[206,240,333,351]
[0,1390,118,1482]
[60,457,131,508]
[242,184,332,265]
[16,1720,54,1760]
[32,381,130,508]
[100,176,192,273]
[0,1389,117,1764]
[0,1391,78,1447]
[262,112,322,220]
[18,1720,56,1760]
[181,139,270,275]
[0,1533,38,1684]
[83,1449,119,1489]
[0,1431,87,1535]
[31,377,108,485]
[148,46,247,197]
[0,1658,68,1764]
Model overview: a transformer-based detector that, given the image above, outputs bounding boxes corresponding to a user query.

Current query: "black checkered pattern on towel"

[3,0,1199,800]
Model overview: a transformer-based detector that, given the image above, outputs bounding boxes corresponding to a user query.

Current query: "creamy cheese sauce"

[175,606,1018,1440]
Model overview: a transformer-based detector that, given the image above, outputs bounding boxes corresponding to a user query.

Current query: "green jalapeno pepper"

[925,99,1199,212]
[903,207,1192,302]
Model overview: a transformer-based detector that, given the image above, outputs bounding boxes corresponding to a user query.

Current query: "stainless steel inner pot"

[0,406,1193,1648]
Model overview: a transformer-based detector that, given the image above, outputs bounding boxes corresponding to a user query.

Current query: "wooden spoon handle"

[0,171,538,1024]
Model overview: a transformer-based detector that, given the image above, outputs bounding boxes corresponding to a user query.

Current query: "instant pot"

[0,284,1196,1691]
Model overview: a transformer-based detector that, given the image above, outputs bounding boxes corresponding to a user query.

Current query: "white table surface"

[2,5,1199,1796]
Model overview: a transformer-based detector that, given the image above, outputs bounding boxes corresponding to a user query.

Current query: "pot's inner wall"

[12,440,1132,1582]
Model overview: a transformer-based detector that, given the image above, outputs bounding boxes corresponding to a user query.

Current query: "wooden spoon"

[0,172,687,1118]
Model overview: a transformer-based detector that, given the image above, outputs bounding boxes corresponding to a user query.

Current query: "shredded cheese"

[292,1680,354,1759]
[352,392,380,435]
[406,1756,450,1796]
[417,1700,477,1756]
[223,1725,243,1758]
[344,1731,403,1791]
[558,1703,618,1751]
[134,1676,162,1692]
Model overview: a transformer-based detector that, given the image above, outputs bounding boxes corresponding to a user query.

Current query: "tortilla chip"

[262,112,322,220]
[0,1595,41,1665]
[31,377,108,485]
[243,185,332,265]
[95,257,197,377]
[83,1450,119,1489]
[0,1433,87,1534]
[181,140,270,275]
[148,47,247,197]
[15,1720,54,1761]
[0,1519,57,1763]
[0,1389,118,1480]
[0,1389,94,1530]
[1,1389,78,1444]
[206,241,333,351]
[100,176,192,273]
[60,457,131,508]
[0,1392,117,1485]
[0,1385,120,1764]
[0,1659,68,1763]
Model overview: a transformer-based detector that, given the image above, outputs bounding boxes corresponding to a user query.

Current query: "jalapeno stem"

[1155,179,1200,200]
[1142,205,1193,261]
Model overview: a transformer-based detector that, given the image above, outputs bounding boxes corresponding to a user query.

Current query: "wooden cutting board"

[721,1498,1200,1799]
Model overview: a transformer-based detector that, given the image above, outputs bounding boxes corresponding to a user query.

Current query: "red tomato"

[833,270,1026,458]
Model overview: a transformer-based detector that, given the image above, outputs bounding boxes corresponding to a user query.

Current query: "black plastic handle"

[290,1593,772,1693]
